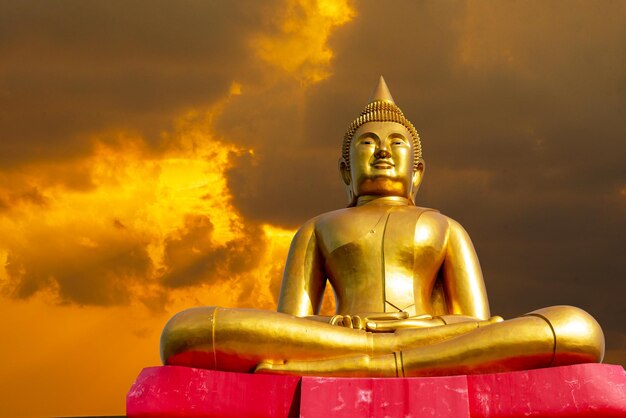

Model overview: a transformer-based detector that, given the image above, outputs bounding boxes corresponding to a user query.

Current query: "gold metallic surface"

[160,77,605,377]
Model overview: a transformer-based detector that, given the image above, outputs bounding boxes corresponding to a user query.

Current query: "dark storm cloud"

[4,224,152,306]
[0,0,269,168]
[217,77,350,225]
[161,214,268,289]
[0,186,48,212]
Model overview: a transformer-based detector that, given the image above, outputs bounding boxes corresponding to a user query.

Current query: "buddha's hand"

[366,314,503,332]
[329,311,411,331]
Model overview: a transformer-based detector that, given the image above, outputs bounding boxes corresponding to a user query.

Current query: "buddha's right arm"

[277,219,327,317]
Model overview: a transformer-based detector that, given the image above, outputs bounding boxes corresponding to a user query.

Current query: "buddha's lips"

[372,160,394,169]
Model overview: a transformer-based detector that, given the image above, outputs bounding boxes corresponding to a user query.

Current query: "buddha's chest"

[316,206,445,315]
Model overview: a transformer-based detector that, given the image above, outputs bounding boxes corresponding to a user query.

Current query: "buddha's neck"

[356,195,412,207]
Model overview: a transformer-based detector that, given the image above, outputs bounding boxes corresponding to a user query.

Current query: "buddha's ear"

[338,158,351,185]
[339,158,356,206]
[411,158,425,199]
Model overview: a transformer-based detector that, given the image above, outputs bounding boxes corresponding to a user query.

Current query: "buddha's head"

[340,77,424,206]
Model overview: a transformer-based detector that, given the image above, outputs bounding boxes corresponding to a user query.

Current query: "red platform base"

[127,364,626,417]
[127,367,301,418]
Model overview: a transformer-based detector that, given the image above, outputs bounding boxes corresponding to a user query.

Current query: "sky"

[0,1,625,416]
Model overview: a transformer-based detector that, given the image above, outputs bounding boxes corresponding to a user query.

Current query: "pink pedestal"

[126,366,301,418]
[467,364,626,417]
[299,374,469,418]
[127,364,626,417]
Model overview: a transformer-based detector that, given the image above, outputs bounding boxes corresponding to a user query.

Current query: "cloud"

[0,105,291,309]
[4,222,151,306]
[0,0,358,312]
[0,0,275,167]
[161,214,268,289]
[251,0,355,84]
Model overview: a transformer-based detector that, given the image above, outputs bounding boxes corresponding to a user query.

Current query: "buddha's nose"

[374,148,392,159]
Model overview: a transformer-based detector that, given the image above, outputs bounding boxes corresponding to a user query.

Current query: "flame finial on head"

[368,75,395,104]
[342,76,422,170]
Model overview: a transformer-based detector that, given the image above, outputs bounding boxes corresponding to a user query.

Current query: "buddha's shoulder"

[297,207,356,233]
[416,211,474,239]
[415,209,460,233]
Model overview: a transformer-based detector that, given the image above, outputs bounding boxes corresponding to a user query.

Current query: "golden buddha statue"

[160,77,604,377]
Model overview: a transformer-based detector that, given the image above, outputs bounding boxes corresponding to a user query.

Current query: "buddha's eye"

[391,140,405,146]
[360,139,374,145]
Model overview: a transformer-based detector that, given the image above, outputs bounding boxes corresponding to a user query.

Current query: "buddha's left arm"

[441,218,491,320]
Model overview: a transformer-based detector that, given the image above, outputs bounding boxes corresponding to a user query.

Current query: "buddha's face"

[344,121,422,200]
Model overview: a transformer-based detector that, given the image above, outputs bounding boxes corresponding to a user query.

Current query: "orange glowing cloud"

[0,99,304,418]
[0,100,302,312]
[251,0,355,83]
